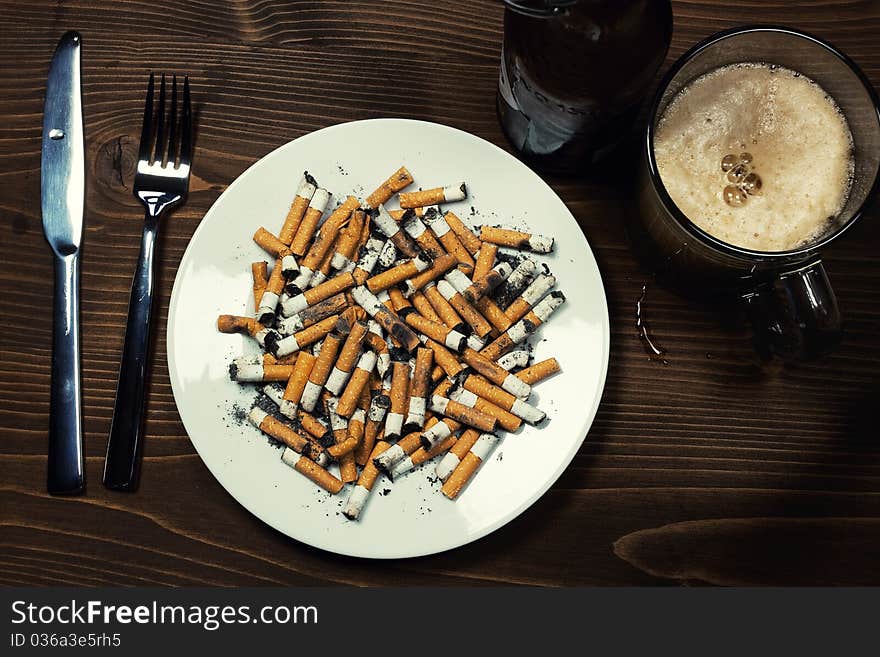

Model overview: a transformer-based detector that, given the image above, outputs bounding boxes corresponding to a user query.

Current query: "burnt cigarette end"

[284,282,303,296]
[423,207,438,221]
[522,319,538,334]
[397,306,416,320]
[228,363,239,380]
[401,209,416,222]
[419,435,432,450]
[318,430,335,448]
[388,346,411,362]
[550,290,566,301]
[263,331,281,356]
[374,394,391,409]
[453,336,467,352]
[389,324,416,351]
[459,183,467,195]
[257,310,276,327]
[303,171,318,187]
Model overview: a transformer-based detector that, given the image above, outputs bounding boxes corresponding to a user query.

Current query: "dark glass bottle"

[497,0,673,172]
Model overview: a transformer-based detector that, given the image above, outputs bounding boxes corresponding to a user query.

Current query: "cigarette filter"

[479,225,554,253]
[327,407,365,459]
[385,360,411,440]
[350,286,420,352]
[330,209,365,271]
[420,336,466,378]
[252,227,290,259]
[459,262,513,304]
[337,350,377,418]
[441,433,502,499]
[279,173,318,244]
[403,347,434,433]
[366,254,431,294]
[373,428,428,473]
[280,447,344,494]
[404,253,458,295]
[352,236,386,285]
[389,434,457,480]
[229,359,293,383]
[325,321,367,395]
[461,347,531,399]
[256,257,285,325]
[326,397,357,483]
[410,290,441,323]
[276,293,347,336]
[251,262,269,313]
[398,183,466,209]
[364,327,391,378]
[480,292,564,361]
[422,282,465,333]
[374,205,419,258]
[504,272,557,323]
[365,166,414,209]
[515,357,561,385]
[279,351,316,417]
[498,258,538,303]
[429,394,497,433]
[248,407,324,463]
[355,394,390,466]
[404,313,467,352]
[300,196,359,274]
[343,441,392,520]
[463,375,545,425]
[301,332,342,412]
[401,211,446,259]
[435,428,482,482]
[267,314,338,358]
[419,415,462,450]
[289,187,330,256]
[282,271,356,317]
[437,279,493,338]
[442,210,482,256]
[423,209,474,270]
[449,385,522,432]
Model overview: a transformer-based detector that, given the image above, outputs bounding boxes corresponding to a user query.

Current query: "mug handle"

[740,259,842,361]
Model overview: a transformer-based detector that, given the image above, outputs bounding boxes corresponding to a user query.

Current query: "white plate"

[167,118,609,559]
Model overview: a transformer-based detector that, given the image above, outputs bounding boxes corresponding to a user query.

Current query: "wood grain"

[1,0,879,586]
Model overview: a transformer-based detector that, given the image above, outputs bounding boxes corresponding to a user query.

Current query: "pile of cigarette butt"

[218,166,565,520]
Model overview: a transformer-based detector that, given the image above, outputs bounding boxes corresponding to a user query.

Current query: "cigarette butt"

[435,428,482,482]
[327,407,365,459]
[281,253,300,281]
[343,440,392,520]
[263,353,297,366]
[431,365,446,383]
[326,398,358,483]
[248,407,324,462]
[301,332,343,411]
[279,173,318,244]
[251,262,269,313]
[276,293,348,335]
[410,290,441,323]
[289,187,330,256]
[386,360,411,440]
[419,415,461,450]
[429,395,497,433]
[515,357,561,385]
[283,272,356,316]
[268,314,339,358]
[281,448,344,494]
[481,294,561,360]
[443,211,482,256]
[461,347,531,399]
[479,225,554,253]
[351,286,420,353]
[256,257,285,325]
[390,434,457,480]
[399,183,466,208]
[504,273,557,323]
[337,305,368,334]
[475,296,512,333]
[403,347,434,432]
[423,209,474,270]
[473,243,497,282]
[404,313,466,352]
[374,205,420,258]
[497,350,531,371]
[364,329,391,378]
[372,428,423,473]
[325,321,367,395]
[404,253,458,295]
[437,279,493,338]
[352,236,386,285]
[420,336,466,378]
[355,394,390,466]
[498,258,538,304]
[253,227,291,259]
[462,262,513,304]
[337,351,377,417]
[229,360,293,382]
[401,211,446,259]
[449,385,522,432]
[422,283,466,334]
[523,291,566,327]
[387,287,412,315]
[365,166,414,209]
[331,209,365,271]
[217,314,257,334]
[279,351,317,417]
[301,195,359,273]
[366,254,431,294]
[463,374,545,425]
[441,433,501,499]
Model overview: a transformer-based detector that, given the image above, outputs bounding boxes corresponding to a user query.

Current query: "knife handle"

[48,251,85,495]
[104,214,159,491]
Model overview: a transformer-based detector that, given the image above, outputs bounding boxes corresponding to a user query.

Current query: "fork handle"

[48,251,85,495]
[104,212,159,491]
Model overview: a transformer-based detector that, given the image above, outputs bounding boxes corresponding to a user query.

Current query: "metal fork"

[103,73,192,491]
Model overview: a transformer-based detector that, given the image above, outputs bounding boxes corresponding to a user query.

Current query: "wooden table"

[2,0,879,587]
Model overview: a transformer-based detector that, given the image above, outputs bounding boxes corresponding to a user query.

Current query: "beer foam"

[654,63,854,252]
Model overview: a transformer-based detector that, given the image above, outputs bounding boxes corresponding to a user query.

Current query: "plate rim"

[167,117,611,559]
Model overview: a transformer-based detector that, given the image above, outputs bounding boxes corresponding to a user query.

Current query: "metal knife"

[41,31,85,495]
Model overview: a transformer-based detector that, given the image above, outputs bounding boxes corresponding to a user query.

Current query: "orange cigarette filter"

[251,262,269,312]
[422,337,466,378]
[423,284,465,333]
[469,395,522,432]
[253,411,312,456]
[443,211,482,256]
[460,347,515,390]
[302,271,356,306]
[433,396,497,432]
[405,253,458,293]
[308,333,343,386]
[366,166,414,209]
[332,209,365,265]
[478,225,531,249]
[390,361,411,415]
[253,364,294,381]
[337,356,375,417]
[473,243,497,282]
[450,428,481,461]
[264,353,297,366]
[291,314,339,349]
[264,256,286,297]
[515,357,561,385]
[283,351,316,405]
[411,347,434,398]
[372,307,421,353]
[480,331,515,361]
[301,196,359,270]
[296,410,332,441]
[404,313,465,352]
[283,449,344,494]
[217,314,257,335]
[366,257,428,294]
[253,227,290,259]
[356,394,390,466]
[327,410,364,459]
[388,287,412,314]
[289,189,330,256]
[440,451,482,500]
[437,228,474,271]
[475,296,512,333]
[410,290,441,323]
[440,282,493,338]
[388,207,428,220]
[337,306,368,334]
[278,174,317,244]
[409,435,457,467]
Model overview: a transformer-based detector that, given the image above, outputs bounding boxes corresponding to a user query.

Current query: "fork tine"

[137,73,155,163]
[153,73,167,164]
[166,74,178,166]
[180,76,193,167]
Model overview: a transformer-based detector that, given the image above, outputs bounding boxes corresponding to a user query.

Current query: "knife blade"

[41,31,85,495]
